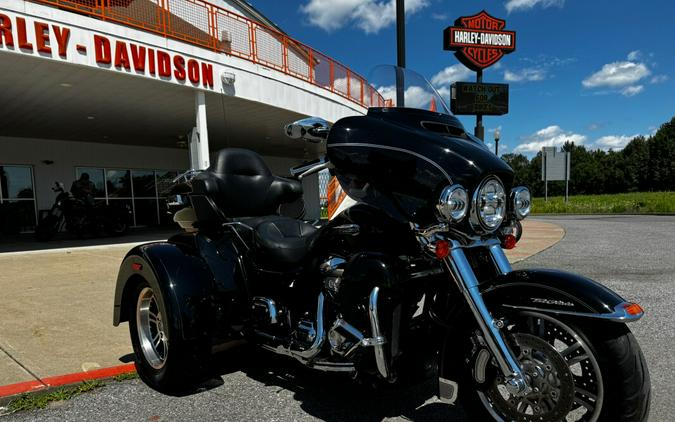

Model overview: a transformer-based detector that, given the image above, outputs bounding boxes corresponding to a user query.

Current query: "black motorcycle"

[36,182,131,240]
[113,66,649,421]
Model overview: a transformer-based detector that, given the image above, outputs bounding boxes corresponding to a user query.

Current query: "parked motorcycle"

[113,66,649,421]
[36,182,131,240]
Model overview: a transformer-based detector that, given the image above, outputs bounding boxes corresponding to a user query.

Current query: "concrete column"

[301,173,321,221]
[190,91,210,170]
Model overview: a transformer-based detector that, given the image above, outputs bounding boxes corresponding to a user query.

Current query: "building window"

[0,165,37,234]
[75,167,181,227]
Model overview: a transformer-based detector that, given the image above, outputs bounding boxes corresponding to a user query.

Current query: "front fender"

[113,241,216,341]
[480,269,644,322]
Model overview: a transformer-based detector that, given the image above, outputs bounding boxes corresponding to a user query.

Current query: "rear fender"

[480,269,644,322]
[113,240,218,341]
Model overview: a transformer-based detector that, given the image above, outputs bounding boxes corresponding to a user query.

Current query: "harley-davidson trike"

[112,66,649,421]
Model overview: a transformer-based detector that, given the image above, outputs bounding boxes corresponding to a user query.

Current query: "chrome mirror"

[284,117,332,143]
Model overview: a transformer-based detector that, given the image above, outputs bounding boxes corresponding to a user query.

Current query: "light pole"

[494,128,501,156]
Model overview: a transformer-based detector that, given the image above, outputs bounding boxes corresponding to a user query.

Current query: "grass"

[112,371,138,382]
[6,380,104,413]
[532,191,675,214]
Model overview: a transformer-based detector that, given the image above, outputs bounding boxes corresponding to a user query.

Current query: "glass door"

[0,165,37,234]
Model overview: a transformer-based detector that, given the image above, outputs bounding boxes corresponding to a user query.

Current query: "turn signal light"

[501,234,517,250]
[623,303,643,316]
[131,263,143,271]
[435,240,450,260]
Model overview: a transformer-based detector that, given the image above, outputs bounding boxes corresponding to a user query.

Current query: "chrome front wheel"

[136,287,169,370]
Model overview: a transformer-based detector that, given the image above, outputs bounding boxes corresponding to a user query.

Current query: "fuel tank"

[327,107,514,225]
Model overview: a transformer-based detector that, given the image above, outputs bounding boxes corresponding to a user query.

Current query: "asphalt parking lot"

[1,215,673,421]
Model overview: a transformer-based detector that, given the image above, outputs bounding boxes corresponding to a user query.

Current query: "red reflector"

[435,240,450,260]
[131,263,143,271]
[623,303,643,316]
[502,234,517,250]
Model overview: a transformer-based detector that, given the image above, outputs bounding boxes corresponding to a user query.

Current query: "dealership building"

[0,0,383,234]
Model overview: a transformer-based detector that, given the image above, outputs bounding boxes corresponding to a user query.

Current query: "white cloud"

[621,85,644,97]
[627,50,642,61]
[513,125,586,154]
[650,74,669,84]
[594,134,639,150]
[431,12,448,21]
[582,61,650,88]
[505,0,564,13]
[377,85,434,108]
[430,64,473,86]
[504,68,547,82]
[301,0,428,34]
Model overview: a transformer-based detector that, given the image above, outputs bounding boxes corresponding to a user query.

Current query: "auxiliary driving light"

[437,185,468,222]
[511,187,531,220]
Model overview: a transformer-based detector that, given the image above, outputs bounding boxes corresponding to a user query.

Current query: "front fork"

[442,240,531,396]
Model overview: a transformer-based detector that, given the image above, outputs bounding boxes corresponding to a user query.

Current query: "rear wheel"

[449,312,650,421]
[128,282,205,393]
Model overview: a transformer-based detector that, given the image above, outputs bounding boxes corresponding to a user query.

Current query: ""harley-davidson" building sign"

[443,10,516,71]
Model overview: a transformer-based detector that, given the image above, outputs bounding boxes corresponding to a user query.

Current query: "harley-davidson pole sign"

[443,10,516,141]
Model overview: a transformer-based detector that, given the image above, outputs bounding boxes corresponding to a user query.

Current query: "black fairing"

[327,108,514,225]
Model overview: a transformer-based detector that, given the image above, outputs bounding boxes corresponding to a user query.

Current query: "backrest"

[190,149,303,222]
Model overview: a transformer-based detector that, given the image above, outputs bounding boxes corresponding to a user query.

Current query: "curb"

[0,364,135,404]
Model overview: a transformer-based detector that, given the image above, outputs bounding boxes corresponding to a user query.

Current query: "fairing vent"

[421,121,466,138]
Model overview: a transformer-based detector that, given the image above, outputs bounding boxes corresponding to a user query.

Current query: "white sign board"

[541,147,570,181]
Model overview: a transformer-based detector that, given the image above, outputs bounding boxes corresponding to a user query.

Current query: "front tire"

[448,312,650,421]
[128,282,205,393]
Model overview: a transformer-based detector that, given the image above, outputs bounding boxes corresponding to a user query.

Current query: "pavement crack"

[0,343,47,387]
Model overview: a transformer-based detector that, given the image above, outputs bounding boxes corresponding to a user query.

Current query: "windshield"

[369,65,451,115]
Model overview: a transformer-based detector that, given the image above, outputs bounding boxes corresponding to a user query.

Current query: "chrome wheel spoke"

[136,287,168,370]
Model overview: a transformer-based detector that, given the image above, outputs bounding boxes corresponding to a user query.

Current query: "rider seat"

[190,149,317,269]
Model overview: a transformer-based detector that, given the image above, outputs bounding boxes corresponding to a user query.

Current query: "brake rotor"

[483,333,575,421]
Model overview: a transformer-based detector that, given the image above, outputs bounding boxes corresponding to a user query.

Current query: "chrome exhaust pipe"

[368,287,392,381]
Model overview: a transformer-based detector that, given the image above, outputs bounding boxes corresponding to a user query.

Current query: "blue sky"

[250,0,674,156]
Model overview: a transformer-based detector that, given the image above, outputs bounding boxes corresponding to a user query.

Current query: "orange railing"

[30,0,385,108]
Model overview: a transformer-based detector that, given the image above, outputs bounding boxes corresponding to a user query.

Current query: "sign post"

[443,10,516,141]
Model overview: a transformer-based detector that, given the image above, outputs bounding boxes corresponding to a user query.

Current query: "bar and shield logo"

[443,10,516,70]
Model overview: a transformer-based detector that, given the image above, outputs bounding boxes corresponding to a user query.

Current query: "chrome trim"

[443,242,530,396]
[320,257,346,274]
[290,156,329,177]
[488,243,513,275]
[327,143,453,183]
[284,117,332,143]
[252,297,279,324]
[298,162,331,180]
[502,302,644,322]
[291,293,326,361]
[368,287,392,381]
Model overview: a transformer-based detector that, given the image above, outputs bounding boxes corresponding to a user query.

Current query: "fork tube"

[442,243,528,394]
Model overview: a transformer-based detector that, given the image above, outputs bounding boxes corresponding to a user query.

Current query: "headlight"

[437,185,468,222]
[511,187,531,220]
[470,176,507,233]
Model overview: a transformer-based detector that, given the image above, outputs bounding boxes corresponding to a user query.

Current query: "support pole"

[395,0,405,107]
[475,69,484,141]
[191,91,210,170]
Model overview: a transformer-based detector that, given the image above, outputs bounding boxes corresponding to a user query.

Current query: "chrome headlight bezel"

[511,186,531,220]
[436,184,469,223]
[469,176,507,234]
